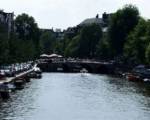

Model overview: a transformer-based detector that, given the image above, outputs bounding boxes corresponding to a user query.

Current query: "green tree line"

[57,4,150,65]
[0,13,40,65]
[0,4,150,65]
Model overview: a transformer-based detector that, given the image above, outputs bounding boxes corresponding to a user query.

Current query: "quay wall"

[37,62,115,74]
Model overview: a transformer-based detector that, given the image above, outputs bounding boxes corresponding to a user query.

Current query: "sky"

[0,0,149,29]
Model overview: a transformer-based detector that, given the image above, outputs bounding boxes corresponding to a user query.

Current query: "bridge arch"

[97,64,110,74]
[62,63,70,72]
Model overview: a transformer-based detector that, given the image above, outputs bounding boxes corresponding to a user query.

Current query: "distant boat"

[80,68,88,73]
[80,68,88,77]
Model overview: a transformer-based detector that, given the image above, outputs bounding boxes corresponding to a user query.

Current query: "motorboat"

[80,68,88,73]
[80,68,89,77]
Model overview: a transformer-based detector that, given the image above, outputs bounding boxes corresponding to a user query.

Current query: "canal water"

[0,73,150,120]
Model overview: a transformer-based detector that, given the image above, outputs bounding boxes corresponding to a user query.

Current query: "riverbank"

[111,62,150,83]
[0,65,42,100]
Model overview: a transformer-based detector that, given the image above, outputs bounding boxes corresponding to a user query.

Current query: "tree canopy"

[65,24,102,58]
[1,4,150,66]
[39,31,56,54]
[108,4,139,57]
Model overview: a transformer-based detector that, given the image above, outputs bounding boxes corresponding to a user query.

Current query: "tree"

[124,18,149,64]
[108,4,139,57]
[64,35,80,57]
[144,20,150,64]
[96,33,111,59]
[78,24,102,58]
[145,43,150,64]
[65,24,102,58]
[54,37,70,55]
[39,31,56,54]
[15,13,40,60]
[15,13,39,41]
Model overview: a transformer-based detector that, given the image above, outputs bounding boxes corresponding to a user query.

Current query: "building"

[39,28,54,34]
[54,28,65,40]
[39,28,65,41]
[64,26,80,39]
[79,14,104,27]
[78,12,112,32]
[102,12,113,27]
[63,13,112,39]
[40,12,112,40]
[0,10,14,38]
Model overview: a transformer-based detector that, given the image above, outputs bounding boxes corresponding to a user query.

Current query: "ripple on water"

[0,73,150,120]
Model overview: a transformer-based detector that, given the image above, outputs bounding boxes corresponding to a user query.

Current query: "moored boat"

[126,73,142,82]
[80,68,88,73]
[0,83,10,99]
[27,72,42,79]
[14,78,25,90]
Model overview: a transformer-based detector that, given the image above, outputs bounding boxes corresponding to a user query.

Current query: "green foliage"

[54,37,69,55]
[64,36,80,57]
[145,43,150,64]
[14,13,40,62]
[65,24,102,58]
[54,41,63,55]
[146,20,150,55]
[39,31,56,54]
[108,4,139,56]
[0,13,41,65]
[124,18,150,64]
[96,34,111,59]
[1,4,150,65]
[15,13,39,41]
[78,24,102,58]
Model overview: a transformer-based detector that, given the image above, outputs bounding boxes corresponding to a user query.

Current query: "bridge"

[37,60,115,74]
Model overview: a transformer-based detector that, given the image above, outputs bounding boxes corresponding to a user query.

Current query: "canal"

[0,73,150,120]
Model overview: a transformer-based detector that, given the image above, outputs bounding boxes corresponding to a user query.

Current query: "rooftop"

[79,17,103,26]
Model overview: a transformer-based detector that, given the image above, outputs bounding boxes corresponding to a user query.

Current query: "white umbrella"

[40,54,49,57]
[49,54,63,58]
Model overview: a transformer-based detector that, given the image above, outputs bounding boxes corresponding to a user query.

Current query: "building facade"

[0,10,14,38]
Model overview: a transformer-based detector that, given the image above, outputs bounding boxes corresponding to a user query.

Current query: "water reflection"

[0,73,150,120]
